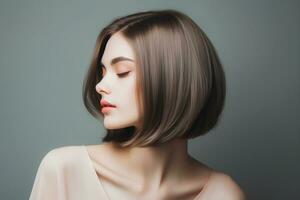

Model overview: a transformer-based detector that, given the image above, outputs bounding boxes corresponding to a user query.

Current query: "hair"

[82,9,226,148]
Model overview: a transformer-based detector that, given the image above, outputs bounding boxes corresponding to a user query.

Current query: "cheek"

[124,79,139,117]
[124,79,138,110]
[114,75,138,110]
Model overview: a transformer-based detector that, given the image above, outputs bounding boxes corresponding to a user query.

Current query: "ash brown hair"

[82,9,226,148]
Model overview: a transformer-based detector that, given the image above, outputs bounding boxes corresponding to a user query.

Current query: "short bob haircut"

[82,9,226,148]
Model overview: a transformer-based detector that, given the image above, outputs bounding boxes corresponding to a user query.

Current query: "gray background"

[1,0,299,199]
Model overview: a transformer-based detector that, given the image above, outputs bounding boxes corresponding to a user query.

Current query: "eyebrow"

[100,56,134,67]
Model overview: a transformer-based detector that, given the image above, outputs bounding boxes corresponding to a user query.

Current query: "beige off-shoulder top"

[29,145,208,200]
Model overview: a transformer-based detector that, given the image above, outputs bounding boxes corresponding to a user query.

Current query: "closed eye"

[100,66,130,78]
[117,71,130,78]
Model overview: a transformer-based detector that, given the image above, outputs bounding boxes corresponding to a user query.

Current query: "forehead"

[101,32,135,66]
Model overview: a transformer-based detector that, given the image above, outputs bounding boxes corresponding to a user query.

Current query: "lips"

[100,99,116,108]
[101,106,115,114]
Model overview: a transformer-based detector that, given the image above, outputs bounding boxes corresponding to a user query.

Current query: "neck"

[110,138,191,192]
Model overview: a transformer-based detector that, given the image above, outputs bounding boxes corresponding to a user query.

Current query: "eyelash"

[117,71,130,78]
[101,69,130,78]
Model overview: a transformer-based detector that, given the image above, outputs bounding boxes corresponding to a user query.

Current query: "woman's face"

[95,32,140,129]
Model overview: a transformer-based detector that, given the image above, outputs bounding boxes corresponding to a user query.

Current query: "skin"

[91,32,246,199]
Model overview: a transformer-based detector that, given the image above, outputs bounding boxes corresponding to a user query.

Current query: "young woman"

[29,9,246,200]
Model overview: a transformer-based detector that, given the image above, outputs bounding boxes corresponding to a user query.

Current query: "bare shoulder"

[198,171,247,200]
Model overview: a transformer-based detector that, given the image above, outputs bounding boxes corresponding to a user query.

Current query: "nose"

[95,81,110,96]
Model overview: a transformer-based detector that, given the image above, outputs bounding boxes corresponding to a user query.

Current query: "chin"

[103,119,135,130]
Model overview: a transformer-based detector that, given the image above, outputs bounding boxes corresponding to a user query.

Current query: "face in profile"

[95,32,141,130]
